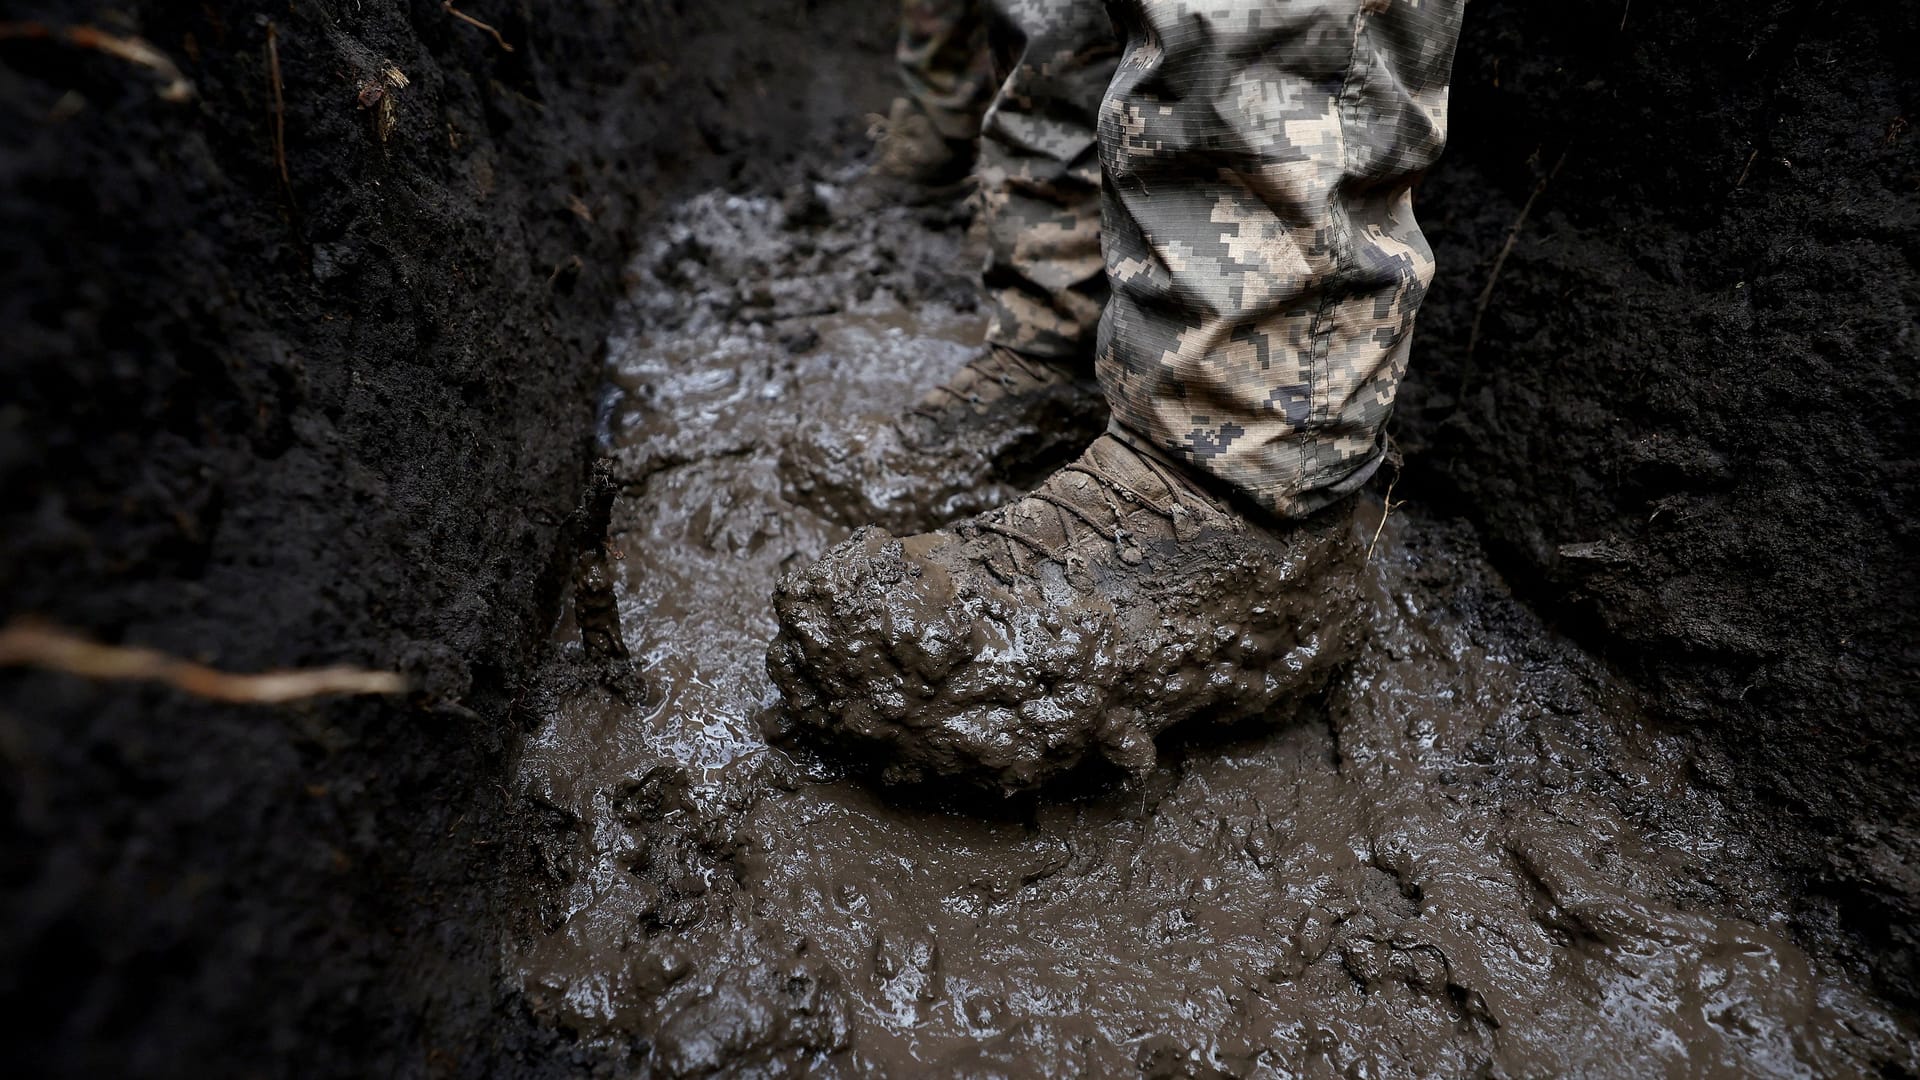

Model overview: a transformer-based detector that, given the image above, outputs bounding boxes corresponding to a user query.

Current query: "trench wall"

[1404,0,1919,1002]
[0,1,885,1076]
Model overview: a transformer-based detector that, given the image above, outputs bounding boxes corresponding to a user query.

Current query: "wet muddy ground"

[505,171,1918,1076]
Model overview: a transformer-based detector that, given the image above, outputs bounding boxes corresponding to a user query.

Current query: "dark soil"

[2,0,1914,1076]
[1401,0,1920,1006]
[0,2,887,1077]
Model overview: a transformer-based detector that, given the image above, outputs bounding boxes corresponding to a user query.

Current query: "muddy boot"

[766,433,1366,795]
[781,344,1108,535]
[858,97,976,207]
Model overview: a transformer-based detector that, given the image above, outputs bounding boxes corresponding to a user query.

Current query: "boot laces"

[977,440,1207,569]
[911,346,1062,420]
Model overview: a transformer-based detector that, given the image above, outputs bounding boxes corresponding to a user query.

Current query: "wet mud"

[509,174,1920,1075]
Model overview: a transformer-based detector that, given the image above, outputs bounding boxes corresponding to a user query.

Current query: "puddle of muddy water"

[507,177,1919,1076]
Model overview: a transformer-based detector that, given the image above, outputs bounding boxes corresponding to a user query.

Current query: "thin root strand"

[1366,475,1400,565]
[266,21,294,214]
[0,22,194,102]
[1467,148,1568,368]
[0,619,408,704]
[443,2,514,53]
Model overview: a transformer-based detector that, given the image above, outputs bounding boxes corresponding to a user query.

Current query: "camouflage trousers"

[896,0,995,141]
[979,0,1465,518]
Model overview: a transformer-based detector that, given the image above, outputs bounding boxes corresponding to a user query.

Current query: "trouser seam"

[1311,4,1374,430]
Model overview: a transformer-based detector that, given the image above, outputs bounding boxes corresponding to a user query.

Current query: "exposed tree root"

[0,22,194,102]
[265,21,295,218]
[0,619,407,704]
[443,2,514,53]
[1466,147,1569,370]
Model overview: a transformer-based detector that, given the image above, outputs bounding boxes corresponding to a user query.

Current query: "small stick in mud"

[0,619,407,704]
[443,2,514,53]
[1366,474,1401,565]
[1365,437,1405,565]
[0,22,194,102]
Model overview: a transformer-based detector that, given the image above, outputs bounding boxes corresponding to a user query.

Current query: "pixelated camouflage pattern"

[1095,0,1465,517]
[897,0,994,142]
[976,0,1118,363]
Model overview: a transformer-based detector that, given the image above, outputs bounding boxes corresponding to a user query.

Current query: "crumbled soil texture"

[507,179,1917,1075]
[1400,0,1920,1002]
[0,2,889,1077]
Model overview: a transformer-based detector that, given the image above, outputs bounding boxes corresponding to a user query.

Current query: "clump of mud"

[767,438,1365,794]
[505,168,1920,1075]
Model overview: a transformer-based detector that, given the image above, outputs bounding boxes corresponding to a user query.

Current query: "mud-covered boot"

[766,434,1366,795]
[861,96,976,206]
[781,344,1108,534]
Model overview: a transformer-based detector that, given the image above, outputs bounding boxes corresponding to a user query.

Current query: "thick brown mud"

[507,176,1918,1075]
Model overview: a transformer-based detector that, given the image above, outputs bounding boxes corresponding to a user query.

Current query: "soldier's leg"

[877,0,996,186]
[975,0,1121,364]
[897,0,994,144]
[784,0,1119,533]
[768,0,1467,794]
[1098,0,1466,517]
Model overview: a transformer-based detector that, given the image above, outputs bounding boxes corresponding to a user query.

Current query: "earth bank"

[0,1,885,1076]
[1403,0,1920,1005]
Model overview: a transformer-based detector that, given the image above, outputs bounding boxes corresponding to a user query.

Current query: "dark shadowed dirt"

[0,2,888,1076]
[508,177,1916,1075]
[1402,0,1920,1005]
